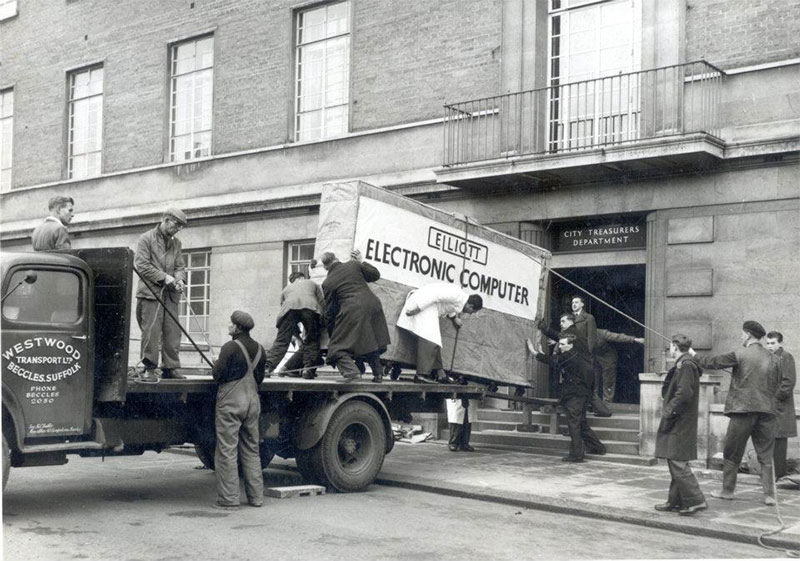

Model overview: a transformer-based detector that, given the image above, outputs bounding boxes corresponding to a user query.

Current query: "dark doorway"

[550,264,646,404]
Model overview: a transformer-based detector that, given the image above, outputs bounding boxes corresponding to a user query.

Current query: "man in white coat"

[396,282,482,383]
[397,282,482,452]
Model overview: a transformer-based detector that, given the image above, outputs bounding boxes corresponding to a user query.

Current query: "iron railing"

[443,60,725,166]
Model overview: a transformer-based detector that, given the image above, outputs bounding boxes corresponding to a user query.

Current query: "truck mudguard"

[293,393,394,453]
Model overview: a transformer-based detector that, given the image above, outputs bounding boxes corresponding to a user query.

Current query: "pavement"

[266,441,800,553]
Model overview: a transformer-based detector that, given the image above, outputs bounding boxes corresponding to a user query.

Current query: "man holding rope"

[134,208,188,382]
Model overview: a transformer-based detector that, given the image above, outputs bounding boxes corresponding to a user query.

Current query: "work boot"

[161,368,186,380]
[139,369,160,384]
[711,459,737,500]
[760,463,777,505]
[301,369,317,380]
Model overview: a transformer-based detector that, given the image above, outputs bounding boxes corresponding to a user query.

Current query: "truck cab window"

[2,269,81,324]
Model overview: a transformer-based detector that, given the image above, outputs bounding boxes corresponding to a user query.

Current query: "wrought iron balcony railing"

[443,60,725,167]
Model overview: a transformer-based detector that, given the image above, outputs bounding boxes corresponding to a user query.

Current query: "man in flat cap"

[134,208,188,382]
[691,320,780,504]
[211,311,267,510]
[31,195,74,251]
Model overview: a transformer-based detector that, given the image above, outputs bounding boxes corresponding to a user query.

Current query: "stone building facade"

[1,0,798,410]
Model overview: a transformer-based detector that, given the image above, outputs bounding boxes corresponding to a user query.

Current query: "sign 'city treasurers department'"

[353,197,541,320]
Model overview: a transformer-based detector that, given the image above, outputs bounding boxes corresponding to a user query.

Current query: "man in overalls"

[211,311,267,510]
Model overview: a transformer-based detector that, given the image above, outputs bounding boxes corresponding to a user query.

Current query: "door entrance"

[549,264,646,404]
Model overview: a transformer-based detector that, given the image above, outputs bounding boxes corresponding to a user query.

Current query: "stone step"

[476,409,640,430]
[442,429,640,456]
[445,442,657,466]
[472,421,640,442]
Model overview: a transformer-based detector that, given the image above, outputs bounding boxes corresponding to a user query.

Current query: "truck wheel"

[2,434,10,491]
[295,444,328,486]
[318,400,386,492]
[194,440,274,471]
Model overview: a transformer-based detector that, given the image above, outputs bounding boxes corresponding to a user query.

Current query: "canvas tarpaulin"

[312,181,551,388]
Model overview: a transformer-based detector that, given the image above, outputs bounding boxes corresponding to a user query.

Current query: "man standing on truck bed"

[265,270,324,379]
[134,208,188,382]
[396,282,482,383]
[320,249,390,383]
[211,310,267,510]
[31,195,74,251]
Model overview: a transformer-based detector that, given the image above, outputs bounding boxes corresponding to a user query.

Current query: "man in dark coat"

[766,331,797,479]
[211,311,267,510]
[264,271,324,378]
[594,328,645,403]
[536,313,612,417]
[692,320,780,505]
[320,250,390,383]
[532,334,606,462]
[571,295,597,353]
[654,334,707,516]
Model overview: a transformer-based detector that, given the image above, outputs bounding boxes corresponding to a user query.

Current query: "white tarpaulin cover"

[312,181,551,388]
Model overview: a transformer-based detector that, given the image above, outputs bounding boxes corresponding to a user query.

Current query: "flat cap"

[231,310,255,332]
[164,207,188,225]
[742,320,766,340]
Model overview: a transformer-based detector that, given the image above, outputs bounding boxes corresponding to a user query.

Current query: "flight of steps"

[441,404,656,466]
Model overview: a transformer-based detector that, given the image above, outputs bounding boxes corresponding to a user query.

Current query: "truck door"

[1,264,94,440]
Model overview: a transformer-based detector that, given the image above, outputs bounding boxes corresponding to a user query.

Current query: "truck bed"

[126,369,487,399]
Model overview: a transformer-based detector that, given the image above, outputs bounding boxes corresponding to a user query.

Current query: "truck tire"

[295,444,328,486]
[318,400,386,492]
[2,434,10,491]
[193,440,274,471]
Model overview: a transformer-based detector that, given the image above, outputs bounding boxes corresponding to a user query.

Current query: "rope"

[756,462,800,557]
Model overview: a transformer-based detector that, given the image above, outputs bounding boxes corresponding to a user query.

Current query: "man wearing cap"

[31,195,74,251]
[691,321,781,504]
[134,208,188,382]
[211,311,267,510]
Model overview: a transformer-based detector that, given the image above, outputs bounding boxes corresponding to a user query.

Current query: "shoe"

[461,445,475,452]
[161,368,186,380]
[710,490,735,500]
[765,495,777,506]
[248,501,264,508]
[678,501,708,516]
[436,370,455,384]
[213,501,239,511]
[593,411,612,418]
[371,374,383,383]
[561,456,584,463]
[301,369,317,380]
[138,370,160,384]
[286,371,303,378]
[654,502,681,512]
[448,446,460,452]
[336,374,359,383]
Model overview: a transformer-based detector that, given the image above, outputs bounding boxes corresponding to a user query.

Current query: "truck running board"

[20,441,121,454]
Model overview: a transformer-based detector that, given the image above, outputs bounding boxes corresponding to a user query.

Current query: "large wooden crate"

[312,181,551,389]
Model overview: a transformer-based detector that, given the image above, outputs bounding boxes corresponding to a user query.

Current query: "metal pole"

[132,266,214,369]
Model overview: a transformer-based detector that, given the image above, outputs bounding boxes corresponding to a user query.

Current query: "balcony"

[437,61,726,189]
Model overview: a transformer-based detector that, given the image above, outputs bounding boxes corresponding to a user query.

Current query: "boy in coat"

[766,331,797,479]
[654,334,707,516]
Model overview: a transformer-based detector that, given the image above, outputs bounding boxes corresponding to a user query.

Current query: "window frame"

[293,0,352,142]
[286,240,316,284]
[168,34,215,163]
[178,249,212,346]
[0,88,13,193]
[67,65,105,180]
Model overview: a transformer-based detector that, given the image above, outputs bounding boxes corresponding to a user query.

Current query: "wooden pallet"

[264,485,327,499]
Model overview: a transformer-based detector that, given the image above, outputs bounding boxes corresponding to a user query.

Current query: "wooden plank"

[264,485,326,499]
